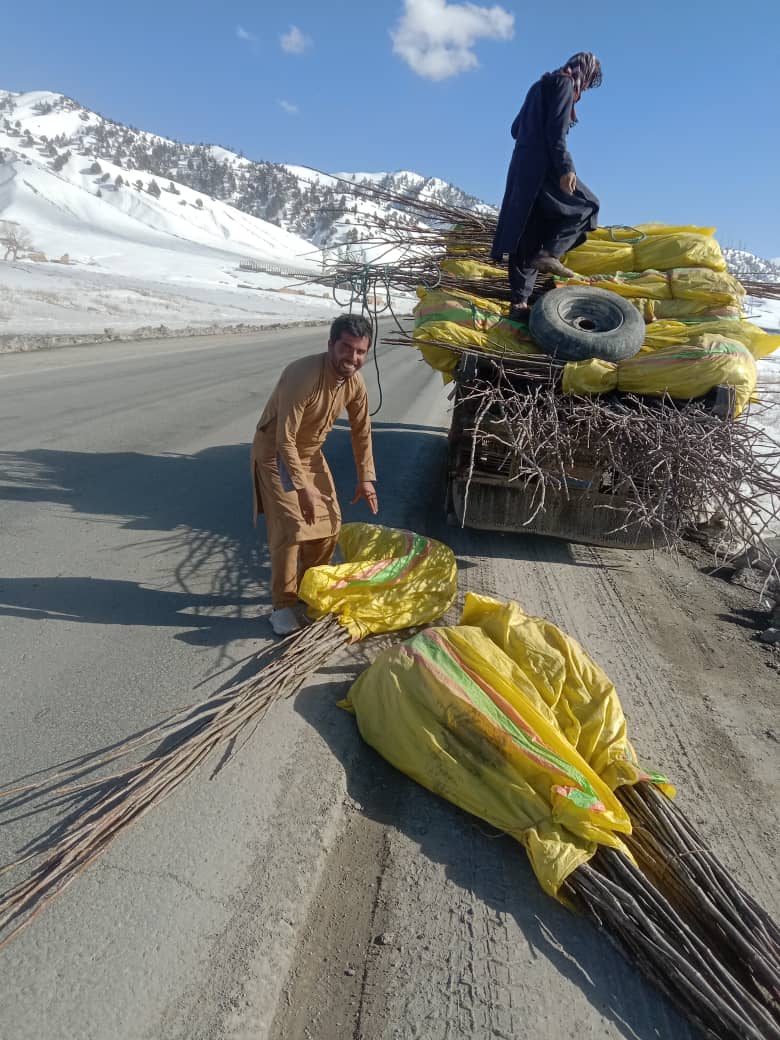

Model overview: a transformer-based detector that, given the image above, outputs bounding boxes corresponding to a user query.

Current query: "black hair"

[329,313,373,344]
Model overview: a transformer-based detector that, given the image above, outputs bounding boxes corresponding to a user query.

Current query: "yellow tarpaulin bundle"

[567,267,744,318]
[564,224,727,276]
[299,522,458,641]
[562,335,758,416]
[439,257,508,281]
[412,287,536,380]
[641,317,780,360]
[344,593,673,900]
[441,258,744,322]
[623,298,735,322]
[651,298,741,320]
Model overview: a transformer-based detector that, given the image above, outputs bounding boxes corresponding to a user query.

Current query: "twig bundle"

[0,616,349,949]
[742,279,780,301]
[563,784,780,1040]
[619,784,780,1001]
[320,177,780,305]
[446,355,780,564]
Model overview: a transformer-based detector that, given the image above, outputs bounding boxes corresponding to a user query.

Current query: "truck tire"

[529,286,645,363]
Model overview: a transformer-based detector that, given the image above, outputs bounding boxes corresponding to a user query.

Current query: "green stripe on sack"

[415,306,504,329]
[639,342,751,362]
[412,632,600,802]
[671,317,740,326]
[347,534,428,587]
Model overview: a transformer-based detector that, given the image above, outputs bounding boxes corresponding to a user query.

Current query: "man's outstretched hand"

[351,481,379,515]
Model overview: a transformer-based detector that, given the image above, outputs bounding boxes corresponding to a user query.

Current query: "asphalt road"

[1,326,777,1040]
[0,323,453,1038]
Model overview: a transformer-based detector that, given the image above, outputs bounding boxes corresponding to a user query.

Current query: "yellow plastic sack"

[564,237,634,276]
[564,224,727,275]
[590,223,716,239]
[413,287,536,380]
[641,318,780,361]
[299,523,458,641]
[569,268,743,309]
[440,258,507,281]
[635,232,726,273]
[344,593,672,900]
[665,268,744,307]
[416,342,460,381]
[651,299,741,321]
[563,336,758,417]
[413,286,506,348]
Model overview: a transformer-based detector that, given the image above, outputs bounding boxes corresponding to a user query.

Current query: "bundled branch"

[0,616,349,949]
[448,355,780,561]
[618,784,780,1004]
[304,177,497,288]
[742,279,780,302]
[323,177,780,306]
[563,784,780,1040]
[326,174,496,248]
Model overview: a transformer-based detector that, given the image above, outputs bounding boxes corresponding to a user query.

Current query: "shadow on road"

[0,422,450,647]
[0,444,269,646]
[0,421,612,648]
[0,576,267,646]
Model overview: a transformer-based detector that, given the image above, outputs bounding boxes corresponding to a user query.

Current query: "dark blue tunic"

[491,73,599,261]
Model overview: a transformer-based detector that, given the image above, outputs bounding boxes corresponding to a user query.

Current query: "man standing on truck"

[491,52,603,323]
[251,314,379,636]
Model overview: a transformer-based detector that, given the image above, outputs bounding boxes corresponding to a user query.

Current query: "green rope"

[331,262,441,416]
[604,225,646,244]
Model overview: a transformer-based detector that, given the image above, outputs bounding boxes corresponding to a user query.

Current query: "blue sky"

[4,0,779,257]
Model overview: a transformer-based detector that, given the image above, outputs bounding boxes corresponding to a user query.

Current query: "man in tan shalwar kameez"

[251,314,378,635]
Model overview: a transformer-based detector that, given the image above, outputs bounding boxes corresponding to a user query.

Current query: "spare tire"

[529,286,645,362]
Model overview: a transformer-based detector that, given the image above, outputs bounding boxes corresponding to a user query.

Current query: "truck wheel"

[529,286,645,362]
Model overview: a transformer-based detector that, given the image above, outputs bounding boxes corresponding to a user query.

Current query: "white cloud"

[236,25,255,42]
[278,100,300,115]
[391,0,514,80]
[280,25,311,54]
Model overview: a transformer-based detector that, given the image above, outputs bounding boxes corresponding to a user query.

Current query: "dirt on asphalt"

[270,529,779,1040]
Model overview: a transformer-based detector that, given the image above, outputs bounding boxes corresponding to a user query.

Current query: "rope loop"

[604,225,646,244]
[328,257,443,416]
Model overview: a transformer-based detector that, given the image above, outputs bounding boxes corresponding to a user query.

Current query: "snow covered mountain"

[0,89,490,260]
[722,248,780,283]
[0,91,354,338]
[0,90,325,273]
[0,88,496,338]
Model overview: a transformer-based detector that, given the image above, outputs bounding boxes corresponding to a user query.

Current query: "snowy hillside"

[0,90,340,338]
[0,91,322,271]
[0,90,491,255]
[723,248,780,284]
[334,169,494,215]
